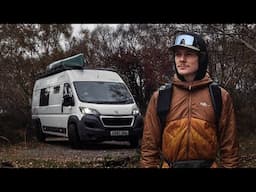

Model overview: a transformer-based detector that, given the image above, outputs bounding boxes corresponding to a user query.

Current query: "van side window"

[53,85,60,94]
[40,88,50,106]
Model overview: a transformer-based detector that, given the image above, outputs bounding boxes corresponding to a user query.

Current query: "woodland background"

[0,24,255,143]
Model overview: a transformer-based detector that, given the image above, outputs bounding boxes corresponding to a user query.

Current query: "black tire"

[68,123,81,149]
[129,137,139,148]
[33,120,46,142]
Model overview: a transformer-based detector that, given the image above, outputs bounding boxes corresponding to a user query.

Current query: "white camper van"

[31,54,143,148]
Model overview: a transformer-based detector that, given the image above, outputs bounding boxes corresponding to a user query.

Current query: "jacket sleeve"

[218,88,239,168]
[140,91,162,168]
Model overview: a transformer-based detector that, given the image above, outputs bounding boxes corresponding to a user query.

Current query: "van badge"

[114,110,119,114]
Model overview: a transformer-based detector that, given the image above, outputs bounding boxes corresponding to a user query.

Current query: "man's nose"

[179,54,186,61]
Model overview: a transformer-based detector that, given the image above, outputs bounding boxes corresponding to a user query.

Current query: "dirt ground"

[0,137,141,168]
[0,134,255,168]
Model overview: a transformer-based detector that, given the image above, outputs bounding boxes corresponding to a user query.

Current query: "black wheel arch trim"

[32,118,41,127]
[68,115,79,126]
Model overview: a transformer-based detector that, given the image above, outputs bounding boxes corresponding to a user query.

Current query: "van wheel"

[129,138,139,148]
[33,120,46,142]
[68,123,81,149]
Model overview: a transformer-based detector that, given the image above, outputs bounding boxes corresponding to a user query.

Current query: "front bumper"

[77,114,143,142]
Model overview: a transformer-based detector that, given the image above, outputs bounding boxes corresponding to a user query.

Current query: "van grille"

[100,116,134,128]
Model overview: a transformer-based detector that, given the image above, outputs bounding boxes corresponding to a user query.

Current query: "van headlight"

[132,108,140,115]
[79,107,100,115]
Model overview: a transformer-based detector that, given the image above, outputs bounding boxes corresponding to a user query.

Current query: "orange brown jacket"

[140,74,239,168]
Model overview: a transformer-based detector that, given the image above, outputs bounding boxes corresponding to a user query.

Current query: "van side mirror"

[63,95,74,106]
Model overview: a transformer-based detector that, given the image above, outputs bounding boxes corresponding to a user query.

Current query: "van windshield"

[73,81,134,104]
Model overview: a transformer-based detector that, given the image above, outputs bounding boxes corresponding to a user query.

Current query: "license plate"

[110,130,129,136]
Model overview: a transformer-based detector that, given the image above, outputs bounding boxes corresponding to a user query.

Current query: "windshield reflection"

[73,81,134,104]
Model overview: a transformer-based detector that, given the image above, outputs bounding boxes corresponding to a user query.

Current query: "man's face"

[174,47,199,80]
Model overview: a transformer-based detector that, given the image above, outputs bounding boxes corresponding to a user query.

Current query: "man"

[140,32,239,168]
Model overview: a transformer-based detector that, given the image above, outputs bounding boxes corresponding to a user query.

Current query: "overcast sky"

[71,24,118,37]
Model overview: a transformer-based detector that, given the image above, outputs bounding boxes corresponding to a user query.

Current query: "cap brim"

[170,44,200,52]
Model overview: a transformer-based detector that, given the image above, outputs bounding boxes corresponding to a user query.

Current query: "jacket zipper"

[186,85,192,160]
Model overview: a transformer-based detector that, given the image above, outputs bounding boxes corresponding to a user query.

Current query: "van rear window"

[39,88,49,106]
[73,81,134,104]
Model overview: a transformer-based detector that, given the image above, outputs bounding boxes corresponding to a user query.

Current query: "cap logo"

[180,39,185,45]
